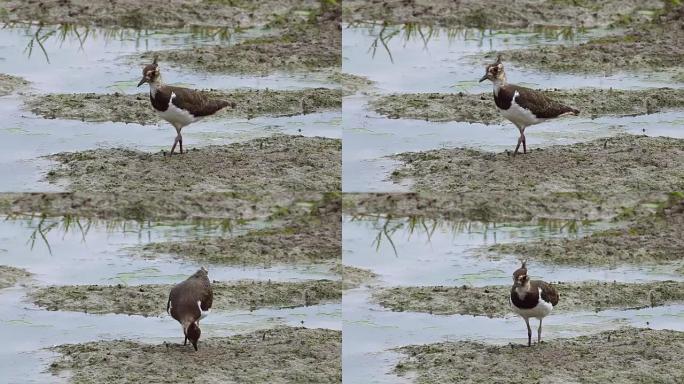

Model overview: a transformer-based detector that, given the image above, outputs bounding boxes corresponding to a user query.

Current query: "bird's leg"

[538,318,543,345]
[525,317,532,347]
[170,136,179,155]
[513,136,522,156]
[179,134,183,154]
[183,336,187,346]
[522,130,527,154]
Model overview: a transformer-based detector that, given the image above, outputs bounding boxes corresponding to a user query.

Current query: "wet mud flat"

[343,0,661,28]
[502,5,684,78]
[339,265,377,289]
[373,280,684,317]
[492,194,684,269]
[0,73,28,96]
[0,265,31,289]
[0,191,336,222]
[394,327,684,384]
[141,210,340,266]
[0,0,320,29]
[141,9,341,75]
[46,135,341,193]
[25,88,341,125]
[343,191,673,223]
[49,326,341,384]
[334,72,374,96]
[371,88,684,124]
[391,134,684,198]
[30,279,341,316]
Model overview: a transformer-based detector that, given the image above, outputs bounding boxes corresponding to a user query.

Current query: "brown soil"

[49,326,341,384]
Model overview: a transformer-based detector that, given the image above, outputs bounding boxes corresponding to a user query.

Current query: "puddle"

[342,24,684,192]
[0,215,341,382]
[342,216,684,383]
[0,23,340,192]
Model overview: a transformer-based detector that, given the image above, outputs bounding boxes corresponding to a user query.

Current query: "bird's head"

[512,260,529,288]
[185,321,201,351]
[137,57,160,87]
[479,54,506,83]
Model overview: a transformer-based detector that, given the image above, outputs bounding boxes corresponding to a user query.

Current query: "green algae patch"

[373,280,684,317]
[30,279,341,316]
[343,0,662,28]
[46,135,341,193]
[391,135,684,198]
[140,214,340,266]
[0,73,29,96]
[491,194,684,269]
[395,327,684,384]
[25,88,341,125]
[371,88,684,124]
[0,265,31,289]
[49,326,341,384]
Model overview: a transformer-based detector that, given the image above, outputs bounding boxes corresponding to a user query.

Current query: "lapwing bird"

[509,261,559,346]
[167,267,213,351]
[479,55,579,155]
[137,58,233,155]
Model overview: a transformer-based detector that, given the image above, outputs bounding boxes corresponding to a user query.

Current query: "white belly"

[156,93,198,128]
[510,290,554,319]
[499,92,546,128]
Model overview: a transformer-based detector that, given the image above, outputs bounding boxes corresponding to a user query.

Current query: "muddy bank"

[30,279,341,316]
[0,73,28,96]
[46,135,341,193]
[0,0,319,29]
[343,191,671,223]
[50,326,340,383]
[371,88,684,123]
[391,135,684,198]
[344,0,661,28]
[0,191,337,222]
[491,193,684,268]
[374,280,684,317]
[333,72,374,96]
[26,88,341,125]
[140,13,340,75]
[140,213,340,265]
[395,327,684,383]
[502,5,684,78]
[336,265,377,289]
[0,265,31,289]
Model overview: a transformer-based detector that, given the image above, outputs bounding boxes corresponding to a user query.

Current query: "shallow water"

[342,216,684,383]
[342,24,684,192]
[0,23,340,192]
[0,216,340,383]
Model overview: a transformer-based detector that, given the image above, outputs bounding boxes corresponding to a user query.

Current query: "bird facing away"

[479,55,579,156]
[509,260,559,346]
[167,267,213,351]
[137,58,233,155]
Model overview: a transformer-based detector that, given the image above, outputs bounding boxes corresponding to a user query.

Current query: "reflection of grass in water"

[6,22,236,63]
[354,22,589,63]
[351,214,593,257]
[110,267,160,284]
[4,214,245,255]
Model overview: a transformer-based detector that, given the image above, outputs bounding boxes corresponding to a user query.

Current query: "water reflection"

[350,22,592,63]
[3,214,245,255]
[3,22,236,63]
[349,214,593,257]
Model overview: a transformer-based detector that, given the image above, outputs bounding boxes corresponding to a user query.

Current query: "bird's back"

[496,84,579,118]
[165,85,231,117]
[168,272,213,322]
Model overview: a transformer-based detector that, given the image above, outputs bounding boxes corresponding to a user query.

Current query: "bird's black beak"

[479,74,488,83]
[137,77,148,87]
[191,341,198,351]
